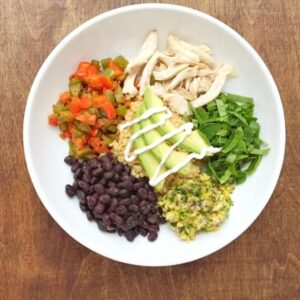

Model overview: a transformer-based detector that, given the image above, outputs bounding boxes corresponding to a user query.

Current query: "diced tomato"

[80,94,91,109]
[59,92,71,104]
[99,101,116,119]
[92,95,107,108]
[99,75,113,89]
[89,127,99,137]
[48,114,58,126]
[75,112,97,126]
[63,130,72,139]
[70,97,82,115]
[108,59,123,78]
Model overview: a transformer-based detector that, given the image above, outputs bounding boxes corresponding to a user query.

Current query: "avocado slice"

[143,88,210,154]
[131,108,165,191]
[139,105,190,174]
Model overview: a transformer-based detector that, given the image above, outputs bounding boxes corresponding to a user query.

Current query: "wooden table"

[1,1,299,299]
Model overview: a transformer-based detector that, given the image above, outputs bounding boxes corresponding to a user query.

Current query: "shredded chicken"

[124,31,234,114]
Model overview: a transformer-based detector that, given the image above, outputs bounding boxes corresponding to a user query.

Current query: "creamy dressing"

[119,106,220,186]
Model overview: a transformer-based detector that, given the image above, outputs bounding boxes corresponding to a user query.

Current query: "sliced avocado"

[131,109,165,191]
[143,88,210,154]
[140,105,190,174]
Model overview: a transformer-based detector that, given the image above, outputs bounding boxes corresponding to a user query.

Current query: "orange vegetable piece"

[108,59,123,78]
[70,97,82,115]
[80,94,92,109]
[59,92,71,104]
[75,112,97,126]
[48,114,58,126]
[99,101,116,120]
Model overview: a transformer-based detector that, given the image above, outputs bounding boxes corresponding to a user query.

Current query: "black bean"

[114,164,123,174]
[115,205,127,215]
[107,197,118,213]
[147,215,158,224]
[148,224,159,232]
[108,187,119,197]
[86,195,97,209]
[90,176,98,184]
[125,230,135,242]
[148,231,158,242]
[126,216,138,229]
[76,190,86,202]
[113,174,120,183]
[83,173,92,183]
[99,194,111,204]
[64,156,77,166]
[86,211,94,221]
[104,171,114,180]
[103,161,112,171]
[148,191,157,202]
[72,181,79,191]
[141,204,151,215]
[99,178,107,186]
[102,213,111,226]
[73,168,82,180]
[158,216,167,224]
[97,221,107,232]
[119,189,129,198]
[87,159,98,168]
[128,204,139,212]
[65,184,76,197]
[118,181,129,189]
[79,203,88,212]
[138,227,148,237]
[106,225,117,233]
[130,195,138,204]
[133,181,144,191]
[119,198,131,206]
[92,167,103,177]
[71,162,81,173]
[117,228,125,236]
[137,188,148,200]
[94,183,105,194]
[78,180,89,193]
[109,213,123,225]
[94,203,105,215]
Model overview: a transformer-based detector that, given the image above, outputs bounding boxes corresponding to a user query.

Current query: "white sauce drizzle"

[119,106,220,186]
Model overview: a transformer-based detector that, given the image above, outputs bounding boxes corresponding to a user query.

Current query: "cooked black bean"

[137,188,148,200]
[86,195,97,209]
[99,194,111,204]
[77,180,89,192]
[64,154,163,243]
[108,186,119,197]
[104,171,114,180]
[65,184,76,197]
[94,183,105,194]
[103,161,112,172]
[94,203,105,215]
[128,204,139,212]
[115,205,127,215]
[82,173,92,183]
[119,189,129,198]
[92,167,103,177]
[148,231,158,242]
[64,156,77,166]
[79,203,88,212]
[125,230,135,242]
[158,216,167,224]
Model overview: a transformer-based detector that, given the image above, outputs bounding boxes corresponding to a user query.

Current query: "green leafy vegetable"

[191,92,270,184]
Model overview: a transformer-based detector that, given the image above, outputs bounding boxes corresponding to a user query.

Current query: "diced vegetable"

[48,56,129,158]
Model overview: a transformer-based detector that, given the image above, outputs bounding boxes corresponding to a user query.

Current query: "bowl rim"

[23,3,286,266]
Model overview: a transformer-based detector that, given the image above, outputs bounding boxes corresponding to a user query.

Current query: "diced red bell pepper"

[48,114,58,126]
[89,127,99,137]
[59,92,71,104]
[99,101,116,119]
[73,62,98,81]
[70,97,82,115]
[92,95,108,108]
[80,94,91,109]
[87,74,113,90]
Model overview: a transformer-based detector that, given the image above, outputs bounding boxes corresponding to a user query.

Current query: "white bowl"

[23,4,285,266]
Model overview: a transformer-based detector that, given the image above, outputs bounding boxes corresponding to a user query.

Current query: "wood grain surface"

[0,0,299,299]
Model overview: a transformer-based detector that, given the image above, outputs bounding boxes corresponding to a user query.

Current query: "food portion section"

[48,30,269,242]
